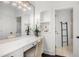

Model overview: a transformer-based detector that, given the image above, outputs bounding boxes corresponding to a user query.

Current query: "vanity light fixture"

[11,2,17,7]
[2,1,31,11]
[2,1,10,4]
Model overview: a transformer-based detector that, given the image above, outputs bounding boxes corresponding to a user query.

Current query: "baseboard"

[43,49,55,55]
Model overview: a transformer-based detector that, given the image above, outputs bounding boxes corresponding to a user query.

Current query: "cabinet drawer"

[3,48,23,57]
[23,42,37,52]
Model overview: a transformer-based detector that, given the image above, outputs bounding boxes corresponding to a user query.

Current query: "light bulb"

[23,4,27,7]
[12,2,17,7]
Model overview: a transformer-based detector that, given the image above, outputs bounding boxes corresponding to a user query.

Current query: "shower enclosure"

[55,8,73,56]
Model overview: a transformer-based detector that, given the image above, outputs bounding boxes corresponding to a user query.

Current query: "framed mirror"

[0,1,35,40]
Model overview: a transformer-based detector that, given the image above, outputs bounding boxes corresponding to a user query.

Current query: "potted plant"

[25,26,30,35]
[34,25,40,37]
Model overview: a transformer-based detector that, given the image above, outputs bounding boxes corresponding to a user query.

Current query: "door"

[73,6,79,57]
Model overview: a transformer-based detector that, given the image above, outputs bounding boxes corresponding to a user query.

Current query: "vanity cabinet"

[23,41,37,52]
[3,48,23,57]
[0,36,43,57]
[3,41,37,57]
[23,42,37,57]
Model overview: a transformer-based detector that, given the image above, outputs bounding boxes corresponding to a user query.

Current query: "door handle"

[76,36,79,38]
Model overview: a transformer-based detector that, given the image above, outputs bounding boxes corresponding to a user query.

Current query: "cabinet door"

[23,42,36,52]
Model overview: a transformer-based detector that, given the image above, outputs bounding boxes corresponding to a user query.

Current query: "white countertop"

[0,35,38,56]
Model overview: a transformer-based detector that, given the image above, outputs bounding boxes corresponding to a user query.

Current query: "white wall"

[31,1,78,55]
[40,10,55,55]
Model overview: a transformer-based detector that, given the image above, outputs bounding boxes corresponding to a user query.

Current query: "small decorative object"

[25,26,30,35]
[40,23,49,33]
[44,25,48,32]
[34,25,40,37]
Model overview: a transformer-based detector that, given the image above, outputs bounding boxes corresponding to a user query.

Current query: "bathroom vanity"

[0,1,40,57]
[0,36,42,57]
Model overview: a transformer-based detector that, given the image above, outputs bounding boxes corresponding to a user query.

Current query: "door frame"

[54,7,74,56]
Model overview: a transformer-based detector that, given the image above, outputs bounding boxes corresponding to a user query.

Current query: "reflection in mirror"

[0,1,34,40]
